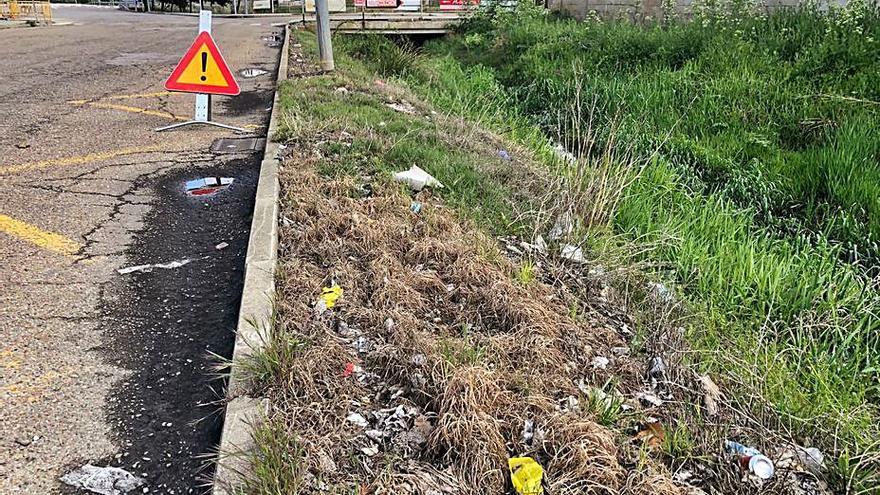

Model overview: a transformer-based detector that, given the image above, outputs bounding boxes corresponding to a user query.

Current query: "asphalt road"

[0,6,285,493]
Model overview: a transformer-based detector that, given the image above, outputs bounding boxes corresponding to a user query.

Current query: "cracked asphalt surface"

[0,6,284,493]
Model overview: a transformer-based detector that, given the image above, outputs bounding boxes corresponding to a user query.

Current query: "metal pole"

[195,10,211,122]
[315,0,335,72]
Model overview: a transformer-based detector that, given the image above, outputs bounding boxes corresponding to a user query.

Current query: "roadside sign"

[439,0,479,9]
[156,11,245,133]
[165,31,240,96]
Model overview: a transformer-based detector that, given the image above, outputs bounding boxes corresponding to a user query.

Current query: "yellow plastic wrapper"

[508,456,544,495]
[319,285,343,309]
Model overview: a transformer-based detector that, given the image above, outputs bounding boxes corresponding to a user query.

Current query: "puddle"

[185,177,234,196]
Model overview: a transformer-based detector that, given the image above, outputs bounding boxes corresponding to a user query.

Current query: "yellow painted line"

[83,102,188,121]
[0,144,166,175]
[0,214,81,256]
[67,91,176,105]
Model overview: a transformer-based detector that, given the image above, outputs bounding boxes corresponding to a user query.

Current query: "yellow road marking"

[0,214,81,256]
[0,144,166,175]
[80,102,188,121]
[67,90,175,104]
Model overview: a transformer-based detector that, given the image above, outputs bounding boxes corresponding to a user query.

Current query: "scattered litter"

[60,464,144,495]
[16,142,30,149]
[725,440,775,480]
[633,422,665,450]
[360,444,380,457]
[497,149,511,161]
[521,419,535,444]
[636,391,664,407]
[547,211,573,240]
[240,68,267,78]
[117,259,191,275]
[724,440,760,456]
[673,470,693,483]
[558,395,580,412]
[410,201,422,214]
[508,456,544,495]
[334,86,349,94]
[550,140,577,163]
[316,285,343,313]
[560,244,585,263]
[591,356,610,369]
[393,165,443,191]
[355,335,368,354]
[649,356,666,380]
[748,455,775,479]
[185,177,233,196]
[386,101,416,114]
[519,235,547,255]
[610,346,629,356]
[411,353,427,366]
[343,362,356,377]
[797,446,825,474]
[648,281,674,302]
[699,374,721,416]
[215,242,229,251]
[346,412,368,428]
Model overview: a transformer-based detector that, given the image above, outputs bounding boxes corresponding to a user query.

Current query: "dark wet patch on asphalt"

[221,88,273,117]
[81,157,259,494]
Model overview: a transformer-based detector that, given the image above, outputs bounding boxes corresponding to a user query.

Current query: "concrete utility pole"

[315,0,335,71]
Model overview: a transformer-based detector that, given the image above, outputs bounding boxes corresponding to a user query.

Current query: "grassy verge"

[331,3,880,490]
[241,29,704,495]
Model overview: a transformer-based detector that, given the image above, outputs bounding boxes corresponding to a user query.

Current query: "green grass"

[441,1,880,261]
[331,3,880,489]
[276,35,537,236]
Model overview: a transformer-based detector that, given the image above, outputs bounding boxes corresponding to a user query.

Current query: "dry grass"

[257,145,688,494]
[232,33,854,495]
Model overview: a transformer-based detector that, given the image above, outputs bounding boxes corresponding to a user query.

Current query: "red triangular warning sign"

[165,31,240,96]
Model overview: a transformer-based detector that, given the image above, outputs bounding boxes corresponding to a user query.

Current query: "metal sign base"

[155,120,248,133]
[155,93,246,133]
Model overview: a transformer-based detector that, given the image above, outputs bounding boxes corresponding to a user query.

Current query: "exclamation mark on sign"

[200,52,207,82]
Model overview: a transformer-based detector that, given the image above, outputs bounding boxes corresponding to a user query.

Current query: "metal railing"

[0,0,53,23]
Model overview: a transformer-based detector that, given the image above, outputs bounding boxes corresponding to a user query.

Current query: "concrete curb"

[212,21,289,495]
